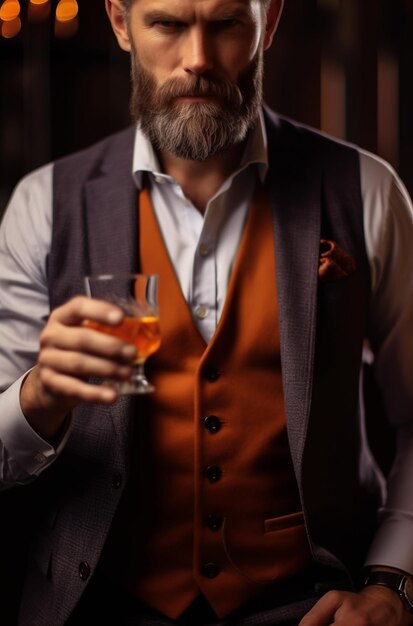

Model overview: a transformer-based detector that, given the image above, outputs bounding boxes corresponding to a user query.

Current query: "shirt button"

[205,465,222,483]
[201,562,220,579]
[199,244,210,257]
[203,365,219,382]
[204,415,222,434]
[206,514,223,531]
[78,561,91,581]
[195,306,208,320]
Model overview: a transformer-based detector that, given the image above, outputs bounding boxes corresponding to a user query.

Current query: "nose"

[182,26,214,76]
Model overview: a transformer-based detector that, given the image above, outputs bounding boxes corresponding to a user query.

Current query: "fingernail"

[122,345,136,359]
[107,310,122,324]
[102,388,116,402]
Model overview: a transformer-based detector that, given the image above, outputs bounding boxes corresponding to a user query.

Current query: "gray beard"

[129,51,264,161]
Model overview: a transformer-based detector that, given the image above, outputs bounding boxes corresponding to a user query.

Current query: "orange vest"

[126,184,313,619]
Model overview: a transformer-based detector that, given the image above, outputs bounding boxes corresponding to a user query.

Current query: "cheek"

[218,42,260,82]
[218,23,263,77]
[134,38,180,82]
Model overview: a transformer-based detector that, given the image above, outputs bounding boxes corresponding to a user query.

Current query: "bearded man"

[1,1,413,625]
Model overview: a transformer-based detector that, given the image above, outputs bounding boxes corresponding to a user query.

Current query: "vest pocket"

[264,511,305,533]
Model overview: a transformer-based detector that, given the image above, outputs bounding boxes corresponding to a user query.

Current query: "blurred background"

[1,0,413,213]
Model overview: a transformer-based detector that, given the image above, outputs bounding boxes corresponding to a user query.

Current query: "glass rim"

[85,272,159,282]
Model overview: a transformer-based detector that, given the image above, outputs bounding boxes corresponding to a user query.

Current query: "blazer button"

[206,514,223,531]
[203,365,219,382]
[78,561,91,581]
[202,562,220,579]
[204,415,222,434]
[205,466,222,483]
[112,473,123,490]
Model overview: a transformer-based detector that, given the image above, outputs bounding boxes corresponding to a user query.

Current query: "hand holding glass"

[85,274,160,395]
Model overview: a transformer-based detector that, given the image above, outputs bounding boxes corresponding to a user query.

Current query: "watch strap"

[364,570,413,613]
[364,570,405,589]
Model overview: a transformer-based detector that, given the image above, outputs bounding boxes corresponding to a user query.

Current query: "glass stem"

[133,361,146,382]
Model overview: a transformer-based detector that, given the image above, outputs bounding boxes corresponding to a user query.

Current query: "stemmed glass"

[85,273,160,394]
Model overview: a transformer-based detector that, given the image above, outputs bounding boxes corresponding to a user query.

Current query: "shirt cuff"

[0,372,71,477]
[364,509,413,575]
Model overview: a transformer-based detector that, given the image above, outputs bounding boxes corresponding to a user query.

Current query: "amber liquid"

[87,316,160,363]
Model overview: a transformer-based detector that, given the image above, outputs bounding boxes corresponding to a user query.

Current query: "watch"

[364,570,413,613]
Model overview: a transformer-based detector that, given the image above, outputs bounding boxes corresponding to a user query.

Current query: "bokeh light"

[1,0,79,38]
[0,0,20,22]
[1,15,20,37]
[55,0,78,23]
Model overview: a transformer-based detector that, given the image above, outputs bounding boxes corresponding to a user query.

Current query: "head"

[106,0,284,161]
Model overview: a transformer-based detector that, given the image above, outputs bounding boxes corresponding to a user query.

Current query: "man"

[1,0,413,624]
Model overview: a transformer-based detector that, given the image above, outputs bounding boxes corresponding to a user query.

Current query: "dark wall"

[1,0,413,210]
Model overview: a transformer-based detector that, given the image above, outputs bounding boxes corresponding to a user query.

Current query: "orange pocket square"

[319,239,357,282]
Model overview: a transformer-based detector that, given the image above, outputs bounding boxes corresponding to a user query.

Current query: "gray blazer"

[16,108,384,625]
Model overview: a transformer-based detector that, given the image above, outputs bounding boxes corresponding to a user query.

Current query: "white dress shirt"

[1,113,413,573]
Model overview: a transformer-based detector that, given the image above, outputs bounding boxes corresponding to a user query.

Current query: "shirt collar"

[131,108,269,190]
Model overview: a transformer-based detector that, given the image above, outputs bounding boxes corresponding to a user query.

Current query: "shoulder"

[263,106,359,160]
[263,105,410,198]
[2,162,54,230]
[53,125,136,181]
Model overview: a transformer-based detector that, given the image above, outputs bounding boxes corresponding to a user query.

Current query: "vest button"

[201,562,220,579]
[78,561,91,581]
[112,473,123,490]
[204,415,222,434]
[203,365,219,382]
[206,514,223,531]
[205,465,222,483]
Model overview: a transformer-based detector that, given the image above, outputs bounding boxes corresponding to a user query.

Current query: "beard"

[129,49,264,161]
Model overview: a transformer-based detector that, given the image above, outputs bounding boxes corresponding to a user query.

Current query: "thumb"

[299,591,343,626]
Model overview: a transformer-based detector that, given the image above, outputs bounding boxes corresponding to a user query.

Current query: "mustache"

[155,75,243,107]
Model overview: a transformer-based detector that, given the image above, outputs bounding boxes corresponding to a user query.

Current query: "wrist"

[20,368,70,442]
[364,567,413,615]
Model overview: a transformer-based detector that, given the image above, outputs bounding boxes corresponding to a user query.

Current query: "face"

[109,0,282,160]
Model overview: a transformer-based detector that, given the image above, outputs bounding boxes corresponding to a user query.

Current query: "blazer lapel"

[84,127,139,446]
[264,110,321,478]
[84,127,139,277]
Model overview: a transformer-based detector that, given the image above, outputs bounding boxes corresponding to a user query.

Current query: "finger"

[299,591,345,626]
[40,326,136,363]
[50,296,124,327]
[39,348,133,381]
[40,366,118,404]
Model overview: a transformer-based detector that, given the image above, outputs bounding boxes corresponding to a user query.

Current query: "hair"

[120,0,272,15]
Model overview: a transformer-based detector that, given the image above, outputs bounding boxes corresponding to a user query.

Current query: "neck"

[159,143,245,215]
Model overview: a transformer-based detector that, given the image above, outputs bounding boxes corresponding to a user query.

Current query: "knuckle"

[39,326,53,348]
[325,590,342,604]
[39,366,56,390]
[72,330,93,352]
[74,295,91,316]
[69,353,88,374]
[103,361,120,377]
[37,350,49,367]
[72,295,86,307]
